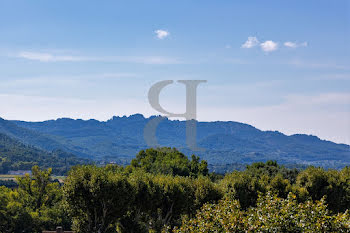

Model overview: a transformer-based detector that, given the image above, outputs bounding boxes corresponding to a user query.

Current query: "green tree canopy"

[63,165,133,233]
[175,192,350,232]
[129,148,208,177]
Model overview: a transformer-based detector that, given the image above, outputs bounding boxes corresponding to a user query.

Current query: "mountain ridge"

[0,114,348,168]
[8,114,348,146]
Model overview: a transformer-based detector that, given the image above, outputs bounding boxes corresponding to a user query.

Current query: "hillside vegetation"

[0,133,90,175]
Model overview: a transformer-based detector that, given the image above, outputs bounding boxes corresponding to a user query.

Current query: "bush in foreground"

[174,192,350,232]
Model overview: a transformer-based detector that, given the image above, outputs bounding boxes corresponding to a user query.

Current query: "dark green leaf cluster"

[220,161,350,213]
[129,148,208,177]
[63,165,221,233]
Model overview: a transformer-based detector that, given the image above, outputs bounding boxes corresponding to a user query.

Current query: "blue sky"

[0,0,349,144]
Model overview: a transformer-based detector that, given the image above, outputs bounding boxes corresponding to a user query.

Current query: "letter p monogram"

[144,80,207,151]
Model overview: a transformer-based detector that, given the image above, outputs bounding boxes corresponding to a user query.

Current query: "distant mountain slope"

[9,114,350,168]
[0,132,90,174]
[0,118,92,158]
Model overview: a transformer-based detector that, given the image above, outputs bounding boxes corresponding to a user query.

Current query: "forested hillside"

[0,148,349,232]
[0,118,92,158]
[9,114,350,168]
[0,133,89,175]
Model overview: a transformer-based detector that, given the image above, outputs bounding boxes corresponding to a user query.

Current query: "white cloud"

[242,37,306,52]
[284,42,297,48]
[155,29,170,39]
[284,41,308,48]
[15,51,182,64]
[18,51,91,62]
[260,40,278,52]
[241,36,259,48]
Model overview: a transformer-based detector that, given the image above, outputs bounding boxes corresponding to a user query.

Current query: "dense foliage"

[130,148,208,177]
[0,166,70,233]
[0,133,90,175]
[0,148,349,232]
[174,193,350,232]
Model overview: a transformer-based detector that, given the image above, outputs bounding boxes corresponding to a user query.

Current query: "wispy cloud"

[288,59,350,70]
[241,36,259,48]
[116,56,180,64]
[0,73,139,90]
[284,41,308,48]
[260,40,278,52]
[18,51,92,62]
[154,29,170,39]
[15,51,182,64]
